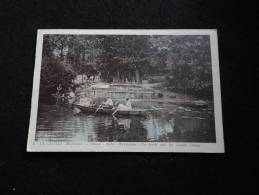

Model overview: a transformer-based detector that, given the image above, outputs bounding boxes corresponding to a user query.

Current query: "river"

[35,101,216,143]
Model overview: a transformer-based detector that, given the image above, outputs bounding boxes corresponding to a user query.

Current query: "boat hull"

[74,104,147,116]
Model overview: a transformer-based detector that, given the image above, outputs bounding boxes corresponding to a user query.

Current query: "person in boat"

[112,98,132,116]
[125,98,132,109]
[79,97,95,107]
[102,97,114,109]
[94,97,114,114]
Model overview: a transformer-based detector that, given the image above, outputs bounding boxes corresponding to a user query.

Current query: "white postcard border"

[27,29,224,153]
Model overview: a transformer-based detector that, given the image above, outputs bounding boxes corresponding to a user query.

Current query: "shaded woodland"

[41,34,213,99]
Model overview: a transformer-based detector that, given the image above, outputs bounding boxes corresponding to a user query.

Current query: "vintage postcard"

[27,29,224,152]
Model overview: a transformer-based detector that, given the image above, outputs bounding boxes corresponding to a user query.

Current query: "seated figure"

[102,97,114,108]
[112,98,132,116]
[117,98,132,110]
[79,97,95,107]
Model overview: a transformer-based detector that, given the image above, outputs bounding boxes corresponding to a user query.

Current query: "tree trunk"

[135,69,141,83]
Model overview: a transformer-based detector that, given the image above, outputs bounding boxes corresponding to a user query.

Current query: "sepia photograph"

[27,30,224,152]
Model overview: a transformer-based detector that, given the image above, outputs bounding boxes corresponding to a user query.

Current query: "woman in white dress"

[112,98,132,116]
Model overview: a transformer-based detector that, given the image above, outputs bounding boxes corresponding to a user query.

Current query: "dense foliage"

[41,34,213,99]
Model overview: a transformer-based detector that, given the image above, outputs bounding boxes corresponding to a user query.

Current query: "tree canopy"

[40,34,213,99]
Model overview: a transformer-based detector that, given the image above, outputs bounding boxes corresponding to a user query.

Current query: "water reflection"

[115,118,131,130]
[143,115,174,141]
[35,103,216,143]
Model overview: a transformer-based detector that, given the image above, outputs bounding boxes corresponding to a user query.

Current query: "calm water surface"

[35,101,216,143]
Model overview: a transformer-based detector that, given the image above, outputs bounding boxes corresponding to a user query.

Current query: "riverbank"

[74,81,210,108]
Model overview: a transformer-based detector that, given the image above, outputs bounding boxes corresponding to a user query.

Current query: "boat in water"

[74,104,148,116]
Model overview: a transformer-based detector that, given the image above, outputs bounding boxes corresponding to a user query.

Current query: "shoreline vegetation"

[40,35,213,106]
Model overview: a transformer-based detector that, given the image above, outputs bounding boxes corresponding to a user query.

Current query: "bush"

[165,64,213,100]
[157,93,163,98]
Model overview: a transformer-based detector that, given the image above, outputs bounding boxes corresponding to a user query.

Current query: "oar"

[95,104,103,114]
[112,101,119,116]
[112,113,118,120]
[112,108,118,116]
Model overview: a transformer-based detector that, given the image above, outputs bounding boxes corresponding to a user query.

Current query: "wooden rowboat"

[74,104,148,116]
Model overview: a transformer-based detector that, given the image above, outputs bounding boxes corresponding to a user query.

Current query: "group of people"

[102,98,132,115]
[102,97,132,116]
[55,84,76,105]
[56,84,133,116]
[78,95,133,116]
